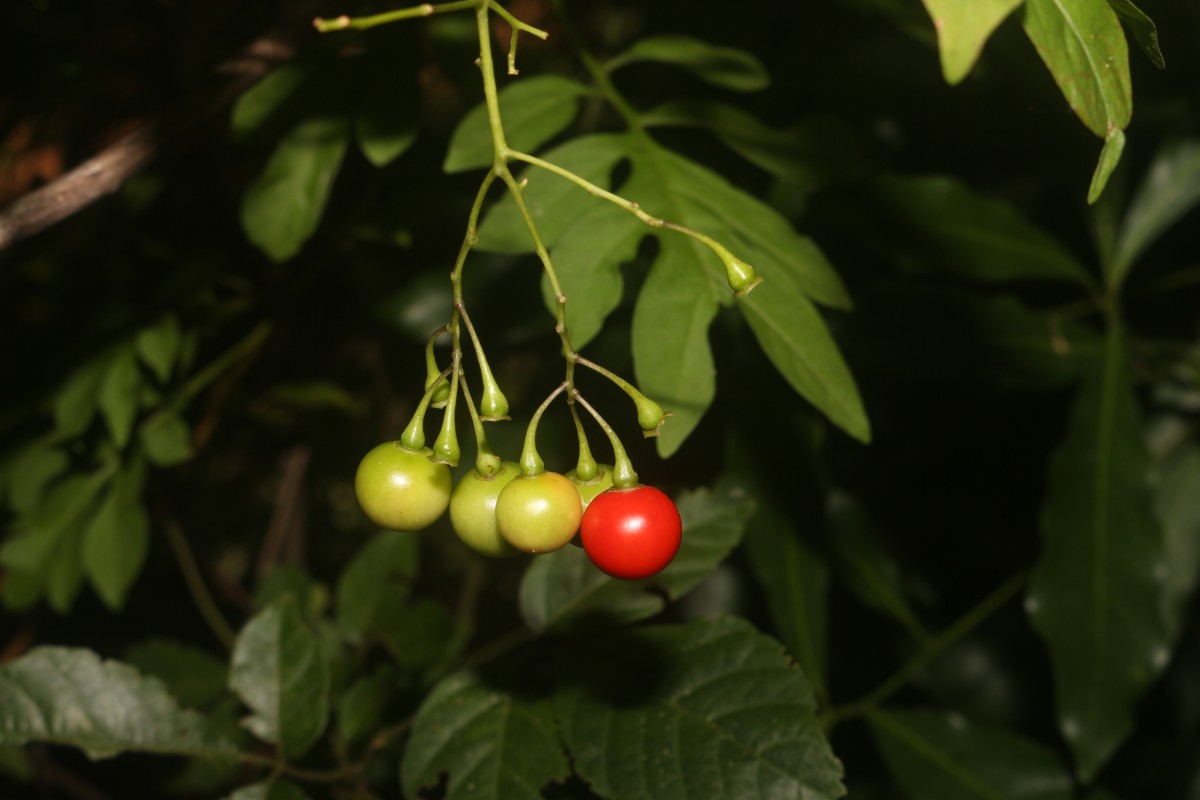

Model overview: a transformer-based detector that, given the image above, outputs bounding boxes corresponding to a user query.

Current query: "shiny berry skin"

[495,472,582,554]
[449,461,521,558]
[354,442,452,532]
[580,486,682,580]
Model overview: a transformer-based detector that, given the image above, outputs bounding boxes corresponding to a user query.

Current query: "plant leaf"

[229,599,331,760]
[740,272,870,444]
[7,440,68,515]
[1021,0,1131,138]
[557,616,845,800]
[1111,139,1200,286]
[1149,431,1200,642]
[519,484,755,633]
[539,203,644,350]
[444,76,589,173]
[138,409,195,467]
[869,707,1074,799]
[231,63,312,136]
[401,666,570,800]
[338,664,396,745]
[0,646,237,759]
[1026,326,1169,779]
[355,65,419,167]
[241,117,349,262]
[1106,0,1164,68]
[225,779,311,800]
[920,0,1025,84]
[98,344,142,447]
[135,314,181,383]
[1088,128,1126,205]
[632,236,719,456]
[335,530,419,639]
[1,468,112,577]
[126,638,229,710]
[53,353,112,439]
[872,174,1094,286]
[81,459,149,611]
[606,35,770,92]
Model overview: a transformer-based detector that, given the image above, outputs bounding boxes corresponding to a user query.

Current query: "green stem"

[572,391,637,488]
[162,518,237,649]
[460,378,502,476]
[570,403,599,481]
[519,382,568,475]
[575,355,667,436]
[313,0,477,32]
[176,322,272,406]
[820,570,1028,731]
[400,367,452,451]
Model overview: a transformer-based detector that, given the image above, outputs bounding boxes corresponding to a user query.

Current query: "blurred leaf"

[254,566,326,618]
[538,203,643,349]
[375,599,454,670]
[125,638,229,710]
[869,708,1074,799]
[229,599,331,760]
[231,63,313,136]
[1,467,111,579]
[476,134,627,254]
[1088,128,1126,205]
[444,76,589,173]
[138,409,194,466]
[1026,327,1168,779]
[606,35,770,92]
[401,666,570,800]
[920,0,1024,84]
[135,314,181,383]
[53,354,111,439]
[632,237,718,455]
[266,381,358,412]
[81,459,149,611]
[338,664,396,745]
[1112,139,1200,286]
[872,175,1094,286]
[519,484,754,633]
[1151,436,1200,641]
[6,440,67,515]
[1021,0,1131,138]
[1106,0,1164,68]
[336,530,419,639]
[0,744,33,781]
[640,101,866,188]
[46,527,84,614]
[743,500,830,701]
[740,269,870,444]
[557,616,844,799]
[828,491,928,642]
[98,344,142,447]
[356,63,419,167]
[241,117,349,262]
[225,779,310,800]
[0,647,237,759]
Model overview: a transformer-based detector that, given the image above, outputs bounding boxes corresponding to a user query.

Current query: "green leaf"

[1106,0,1164,68]
[1088,128,1126,205]
[98,344,142,447]
[872,175,1094,286]
[53,353,111,438]
[225,779,311,800]
[138,409,195,467]
[335,530,419,639]
[402,665,570,800]
[444,76,589,173]
[476,134,628,254]
[1026,327,1169,779]
[231,63,312,136]
[607,35,770,92]
[633,237,719,456]
[0,646,237,759]
[338,664,396,745]
[81,459,149,611]
[519,484,755,633]
[229,599,331,760]
[557,616,845,800]
[1111,139,1200,285]
[1150,433,1200,642]
[356,65,419,167]
[46,527,84,614]
[920,0,1025,84]
[125,638,229,710]
[135,314,181,383]
[1,467,112,577]
[540,203,643,350]
[1021,0,1131,138]
[740,272,871,444]
[869,708,1074,800]
[0,743,33,781]
[742,499,830,701]
[375,599,455,670]
[241,117,349,262]
[6,440,67,515]
[253,566,326,618]
[827,492,928,642]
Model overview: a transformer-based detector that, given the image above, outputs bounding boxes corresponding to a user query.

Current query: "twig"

[0,8,313,252]
[256,445,312,579]
[162,516,238,649]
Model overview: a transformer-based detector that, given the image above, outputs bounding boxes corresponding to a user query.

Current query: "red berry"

[580,485,681,580]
